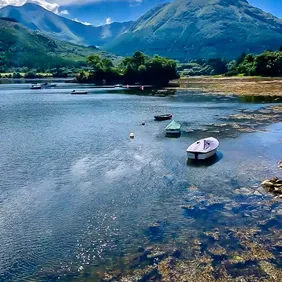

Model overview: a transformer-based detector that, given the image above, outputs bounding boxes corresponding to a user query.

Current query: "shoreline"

[169,76,282,96]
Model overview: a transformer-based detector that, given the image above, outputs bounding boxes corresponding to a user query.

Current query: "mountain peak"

[105,0,282,60]
[21,2,48,11]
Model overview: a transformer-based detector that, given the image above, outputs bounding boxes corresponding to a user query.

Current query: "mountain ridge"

[0,18,118,70]
[0,3,133,47]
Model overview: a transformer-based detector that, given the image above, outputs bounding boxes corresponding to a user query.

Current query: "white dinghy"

[187,137,219,160]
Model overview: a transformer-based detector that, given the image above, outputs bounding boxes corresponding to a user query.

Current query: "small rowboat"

[30,84,42,89]
[154,114,172,121]
[165,120,181,135]
[71,90,88,95]
[187,137,219,160]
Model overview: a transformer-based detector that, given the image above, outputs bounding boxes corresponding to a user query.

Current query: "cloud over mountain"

[0,0,59,13]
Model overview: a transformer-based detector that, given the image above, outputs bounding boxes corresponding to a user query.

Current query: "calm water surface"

[0,83,282,281]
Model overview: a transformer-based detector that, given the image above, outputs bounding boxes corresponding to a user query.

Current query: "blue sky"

[249,0,282,18]
[1,0,282,26]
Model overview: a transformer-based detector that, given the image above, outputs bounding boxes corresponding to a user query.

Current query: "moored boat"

[154,114,172,121]
[187,137,219,160]
[30,84,42,89]
[71,90,88,95]
[165,120,181,135]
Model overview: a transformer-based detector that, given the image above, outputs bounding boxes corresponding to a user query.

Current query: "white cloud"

[72,18,92,26]
[0,0,144,15]
[59,9,69,15]
[0,0,59,13]
[105,17,112,24]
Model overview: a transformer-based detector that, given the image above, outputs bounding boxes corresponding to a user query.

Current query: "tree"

[80,52,178,86]
[236,52,247,65]
[86,54,103,72]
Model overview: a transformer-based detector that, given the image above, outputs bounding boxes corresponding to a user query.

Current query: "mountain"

[0,18,117,70]
[0,3,132,47]
[105,0,282,60]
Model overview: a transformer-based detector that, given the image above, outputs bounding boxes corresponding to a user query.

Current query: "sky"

[0,0,281,26]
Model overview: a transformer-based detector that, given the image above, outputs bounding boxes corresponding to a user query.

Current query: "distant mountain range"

[0,3,132,47]
[0,18,118,70]
[1,0,282,61]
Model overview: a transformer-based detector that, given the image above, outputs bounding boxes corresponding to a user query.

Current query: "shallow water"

[0,83,282,281]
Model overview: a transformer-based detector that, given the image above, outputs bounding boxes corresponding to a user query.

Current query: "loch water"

[1,83,282,281]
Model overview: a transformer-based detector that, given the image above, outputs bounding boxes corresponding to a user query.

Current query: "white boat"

[30,84,42,89]
[165,120,181,135]
[71,90,88,95]
[187,137,219,160]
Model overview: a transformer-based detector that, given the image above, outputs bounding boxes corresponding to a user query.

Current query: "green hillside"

[0,3,132,47]
[0,18,117,71]
[105,0,282,60]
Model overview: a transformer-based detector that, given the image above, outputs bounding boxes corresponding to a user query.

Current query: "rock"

[180,205,194,210]
[208,244,227,256]
[261,180,275,187]
[147,251,167,260]
[103,273,114,282]
[276,209,282,216]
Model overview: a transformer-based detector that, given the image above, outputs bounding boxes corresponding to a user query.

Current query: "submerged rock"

[259,261,282,280]
[180,205,194,210]
[208,243,227,256]
[204,230,220,241]
[147,222,162,235]
[233,187,254,196]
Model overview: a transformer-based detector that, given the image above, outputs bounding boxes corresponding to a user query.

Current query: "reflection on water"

[187,152,223,167]
[0,84,282,281]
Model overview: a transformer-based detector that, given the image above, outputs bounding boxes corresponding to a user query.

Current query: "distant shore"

[170,76,282,96]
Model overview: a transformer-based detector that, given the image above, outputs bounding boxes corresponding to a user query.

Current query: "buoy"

[142,121,145,126]
[126,84,129,89]
[141,85,144,91]
[130,133,135,139]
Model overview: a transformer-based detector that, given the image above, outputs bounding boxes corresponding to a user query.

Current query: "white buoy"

[130,133,135,139]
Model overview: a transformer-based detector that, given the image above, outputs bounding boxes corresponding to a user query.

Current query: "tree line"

[178,47,282,77]
[76,51,179,86]
[2,49,282,80]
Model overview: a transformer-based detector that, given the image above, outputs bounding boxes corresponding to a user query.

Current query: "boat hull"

[71,91,88,95]
[166,130,181,135]
[154,114,172,121]
[187,149,217,160]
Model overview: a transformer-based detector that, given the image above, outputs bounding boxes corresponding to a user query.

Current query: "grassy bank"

[172,76,282,96]
[0,72,53,78]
